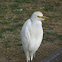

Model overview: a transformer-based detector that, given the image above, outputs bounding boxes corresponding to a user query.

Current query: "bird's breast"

[31,24,43,40]
[29,25,43,52]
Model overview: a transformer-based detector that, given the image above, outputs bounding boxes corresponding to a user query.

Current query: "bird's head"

[31,11,49,21]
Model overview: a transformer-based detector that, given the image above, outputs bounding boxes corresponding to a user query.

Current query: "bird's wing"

[21,19,31,52]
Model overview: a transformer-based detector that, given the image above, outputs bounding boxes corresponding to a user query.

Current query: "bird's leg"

[34,53,36,58]
[30,56,31,62]
[33,53,36,62]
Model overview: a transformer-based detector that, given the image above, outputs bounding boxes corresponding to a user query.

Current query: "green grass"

[44,36,56,42]
[10,4,20,9]
[5,43,11,48]
[15,0,36,3]
[0,5,7,14]
[14,38,21,42]
[44,32,57,42]
[0,20,10,24]
[7,40,11,42]
[0,33,4,38]
[57,35,62,41]
[0,27,16,33]
[0,5,7,10]
[44,31,62,42]
[43,2,57,11]
[0,23,23,35]
[12,23,23,28]
[15,43,22,46]
[0,15,4,20]
[19,50,24,53]
[0,28,6,33]
[6,27,16,31]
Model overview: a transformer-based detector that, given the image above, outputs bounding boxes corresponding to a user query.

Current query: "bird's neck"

[31,19,42,26]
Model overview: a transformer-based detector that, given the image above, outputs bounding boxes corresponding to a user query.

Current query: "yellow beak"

[37,16,49,19]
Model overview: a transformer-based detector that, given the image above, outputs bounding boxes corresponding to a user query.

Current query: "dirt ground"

[0,0,62,62]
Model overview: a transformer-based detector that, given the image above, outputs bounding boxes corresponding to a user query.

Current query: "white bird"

[21,11,49,62]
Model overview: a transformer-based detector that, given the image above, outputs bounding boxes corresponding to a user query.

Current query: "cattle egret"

[21,11,49,62]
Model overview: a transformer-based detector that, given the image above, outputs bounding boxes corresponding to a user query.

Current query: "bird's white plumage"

[21,11,47,62]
